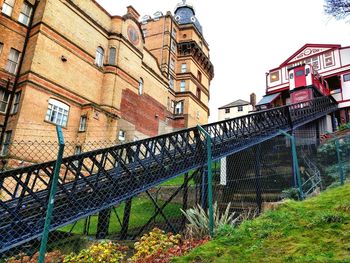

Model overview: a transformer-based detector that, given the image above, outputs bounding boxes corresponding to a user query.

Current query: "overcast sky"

[96,0,350,122]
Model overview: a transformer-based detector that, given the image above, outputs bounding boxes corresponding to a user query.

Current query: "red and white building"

[258,44,350,124]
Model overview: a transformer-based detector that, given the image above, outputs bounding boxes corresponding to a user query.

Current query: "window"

[118,130,126,141]
[225,108,230,114]
[170,58,175,70]
[11,91,21,114]
[196,87,201,100]
[108,47,116,65]
[180,80,186,92]
[95,46,104,67]
[74,145,82,155]
[196,111,200,120]
[296,70,304,77]
[197,71,202,82]
[171,100,175,109]
[324,51,334,67]
[270,71,279,82]
[138,78,143,95]
[171,28,177,38]
[0,130,12,156]
[0,90,10,113]
[171,40,176,52]
[344,74,350,82]
[169,76,174,89]
[2,0,15,16]
[142,28,147,37]
[175,101,184,115]
[6,48,20,74]
[289,73,294,79]
[181,63,187,73]
[18,2,33,26]
[79,116,87,132]
[45,99,69,127]
[238,106,243,112]
[0,43,3,54]
[305,56,319,70]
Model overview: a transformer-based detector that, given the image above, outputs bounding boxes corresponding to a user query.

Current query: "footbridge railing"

[0,96,337,253]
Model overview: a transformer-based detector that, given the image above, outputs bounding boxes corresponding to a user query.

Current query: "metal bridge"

[0,96,337,254]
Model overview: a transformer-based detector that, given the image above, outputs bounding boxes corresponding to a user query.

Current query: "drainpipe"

[0,0,39,147]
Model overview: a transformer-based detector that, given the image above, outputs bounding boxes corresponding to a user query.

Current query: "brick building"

[0,0,214,158]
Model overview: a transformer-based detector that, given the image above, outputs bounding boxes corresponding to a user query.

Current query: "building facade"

[218,94,256,121]
[259,43,350,124]
[0,0,213,160]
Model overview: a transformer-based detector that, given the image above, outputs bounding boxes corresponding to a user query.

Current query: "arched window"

[95,46,104,67]
[138,78,143,95]
[45,98,69,127]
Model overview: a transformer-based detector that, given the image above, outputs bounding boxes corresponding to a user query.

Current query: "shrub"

[181,202,239,238]
[131,228,181,262]
[6,251,63,263]
[281,188,299,200]
[63,241,127,263]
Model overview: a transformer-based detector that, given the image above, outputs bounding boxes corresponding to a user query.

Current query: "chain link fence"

[0,124,349,262]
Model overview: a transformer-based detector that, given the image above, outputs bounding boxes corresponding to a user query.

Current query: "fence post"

[324,131,344,185]
[197,125,214,237]
[38,126,65,263]
[279,130,304,200]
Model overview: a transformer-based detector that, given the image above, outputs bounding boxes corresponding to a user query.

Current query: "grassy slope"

[174,184,350,263]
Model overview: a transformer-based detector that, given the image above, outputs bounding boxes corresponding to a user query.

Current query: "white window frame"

[0,130,12,156]
[0,90,10,113]
[79,115,87,132]
[11,91,21,114]
[175,101,184,115]
[45,98,69,127]
[95,46,104,67]
[118,130,126,141]
[169,76,174,90]
[181,63,187,73]
[138,78,143,95]
[6,48,20,74]
[18,1,33,26]
[2,0,15,17]
[180,80,186,92]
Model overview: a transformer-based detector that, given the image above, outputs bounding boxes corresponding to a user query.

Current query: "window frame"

[45,98,70,127]
[175,101,184,115]
[344,73,350,82]
[0,43,3,55]
[95,46,104,67]
[225,108,230,114]
[0,89,10,113]
[238,106,243,112]
[169,76,174,90]
[18,1,33,26]
[79,115,87,132]
[108,47,116,65]
[181,63,187,73]
[180,80,186,92]
[118,130,126,141]
[270,71,280,82]
[138,78,143,95]
[11,91,21,114]
[2,0,15,17]
[6,48,20,74]
[0,130,12,156]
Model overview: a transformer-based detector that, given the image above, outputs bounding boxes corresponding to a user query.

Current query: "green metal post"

[38,126,65,263]
[324,131,344,185]
[279,130,304,200]
[197,125,214,237]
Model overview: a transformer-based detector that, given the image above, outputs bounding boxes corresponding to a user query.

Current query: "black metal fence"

[0,97,340,262]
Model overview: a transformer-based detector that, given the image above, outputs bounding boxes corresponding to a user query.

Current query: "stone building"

[218,94,256,121]
[0,0,214,159]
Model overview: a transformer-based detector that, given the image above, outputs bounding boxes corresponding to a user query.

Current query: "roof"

[174,2,203,34]
[256,93,281,106]
[279,43,341,67]
[218,99,250,109]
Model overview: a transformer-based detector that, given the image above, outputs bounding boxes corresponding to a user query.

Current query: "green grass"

[160,174,195,186]
[59,196,182,235]
[173,183,350,263]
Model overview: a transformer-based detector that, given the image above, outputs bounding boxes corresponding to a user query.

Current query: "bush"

[131,228,181,262]
[63,241,127,263]
[181,202,239,238]
[281,188,299,200]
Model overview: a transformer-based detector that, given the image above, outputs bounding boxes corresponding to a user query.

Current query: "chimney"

[250,93,256,110]
[127,6,140,20]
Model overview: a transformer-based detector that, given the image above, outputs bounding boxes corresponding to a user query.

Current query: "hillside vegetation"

[173,184,350,263]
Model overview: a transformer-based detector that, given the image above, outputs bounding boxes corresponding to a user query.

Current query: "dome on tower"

[174,1,202,34]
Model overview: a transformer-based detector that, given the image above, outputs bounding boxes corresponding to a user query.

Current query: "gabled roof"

[279,43,341,68]
[218,99,250,109]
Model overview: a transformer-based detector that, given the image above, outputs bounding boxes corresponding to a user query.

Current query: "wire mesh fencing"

[1,125,349,262]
